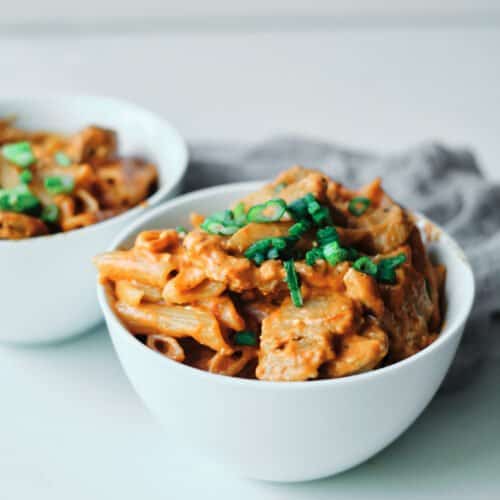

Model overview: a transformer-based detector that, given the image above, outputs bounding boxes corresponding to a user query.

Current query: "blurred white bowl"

[98,182,475,482]
[0,95,188,344]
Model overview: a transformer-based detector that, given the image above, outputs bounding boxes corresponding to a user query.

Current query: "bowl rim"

[0,94,188,246]
[97,181,476,390]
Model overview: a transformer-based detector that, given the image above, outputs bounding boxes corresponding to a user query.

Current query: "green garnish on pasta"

[54,151,72,167]
[2,141,35,168]
[234,331,258,346]
[284,259,303,307]
[44,175,75,195]
[247,199,287,223]
[348,197,371,216]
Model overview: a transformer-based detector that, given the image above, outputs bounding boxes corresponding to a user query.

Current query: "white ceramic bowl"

[0,96,188,344]
[98,182,475,482]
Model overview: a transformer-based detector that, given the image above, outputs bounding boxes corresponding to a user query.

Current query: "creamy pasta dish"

[0,117,157,239]
[95,167,445,381]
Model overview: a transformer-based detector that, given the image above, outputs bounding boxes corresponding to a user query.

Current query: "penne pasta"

[95,166,445,381]
[146,334,185,362]
[115,301,233,354]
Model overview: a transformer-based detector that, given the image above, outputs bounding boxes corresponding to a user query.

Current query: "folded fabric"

[187,136,500,390]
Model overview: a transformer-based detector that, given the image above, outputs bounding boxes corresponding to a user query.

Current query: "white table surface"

[1,25,500,499]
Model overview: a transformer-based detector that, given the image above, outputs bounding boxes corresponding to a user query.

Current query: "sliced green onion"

[284,260,303,307]
[323,241,350,266]
[287,197,309,220]
[176,226,187,234]
[267,247,280,260]
[312,207,331,226]
[44,175,75,195]
[209,210,234,224]
[200,219,239,235]
[348,197,371,216]
[376,253,407,284]
[289,219,311,238]
[271,237,287,250]
[317,226,339,246]
[353,256,378,277]
[19,169,33,184]
[305,247,324,266]
[2,141,35,168]
[247,199,287,223]
[234,330,258,346]
[233,202,247,226]
[54,151,72,167]
[41,204,59,224]
[0,190,9,210]
[252,252,266,265]
[0,184,40,213]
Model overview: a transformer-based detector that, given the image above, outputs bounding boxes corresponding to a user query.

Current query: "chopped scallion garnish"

[323,241,349,266]
[0,184,40,213]
[353,256,378,277]
[54,151,72,167]
[176,226,187,234]
[41,204,59,224]
[19,169,33,184]
[289,219,312,238]
[200,219,239,235]
[44,175,75,195]
[284,259,303,307]
[234,330,258,346]
[233,202,247,226]
[2,141,36,168]
[376,253,407,284]
[247,199,287,223]
[348,197,371,216]
[305,247,324,266]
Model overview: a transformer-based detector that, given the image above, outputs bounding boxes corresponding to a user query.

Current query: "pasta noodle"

[0,118,157,239]
[95,167,445,381]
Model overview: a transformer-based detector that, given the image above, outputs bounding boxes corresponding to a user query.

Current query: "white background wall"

[1,0,499,25]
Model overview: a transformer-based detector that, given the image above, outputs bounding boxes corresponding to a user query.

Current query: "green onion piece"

[176,226,187,234]
[209,210,234,224]
[316,226,339,246]
[289,219,311,238]
[41,204,59,223]
[0,184,40,213]
[245,238,273,258]
[305,247,324,266]
[377,265,397,284]
[2,141,36,168]
[284,259,303,307]
[252,252,266,265]
[287,197,309,220]
[19,169,33,184]
[348,197,371,216]
[323,241,350,266]
[353,256,378,277]
[310,206,332,226]
[380,253,407,269]
[376,253,407,284]
[271,237,287,250]
[267,247,280,260]
[274,182,287,193]
[233,202,247,226]
[200,219,239,235]
[346,247,360,261]
[0,190,9,210]
[54,151,72,167]
[234,330,258,346]
[247,199,287,223]
[44,175,75,195]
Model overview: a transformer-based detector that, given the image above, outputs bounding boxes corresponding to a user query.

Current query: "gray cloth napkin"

[186,136,500,390]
